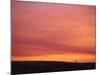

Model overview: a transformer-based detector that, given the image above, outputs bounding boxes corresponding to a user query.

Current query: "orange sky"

[12,1,96,62]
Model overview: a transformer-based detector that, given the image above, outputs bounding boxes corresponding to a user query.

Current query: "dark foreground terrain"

[11,61,96,74]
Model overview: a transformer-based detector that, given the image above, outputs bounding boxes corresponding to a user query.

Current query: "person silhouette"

[75,60,77,63]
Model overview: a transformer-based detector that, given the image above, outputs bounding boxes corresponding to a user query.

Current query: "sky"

[12,1,96,62]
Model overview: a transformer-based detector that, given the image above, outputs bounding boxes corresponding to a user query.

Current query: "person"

[75,60,77,63]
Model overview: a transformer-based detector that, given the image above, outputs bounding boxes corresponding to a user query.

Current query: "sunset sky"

[12,1,96,62]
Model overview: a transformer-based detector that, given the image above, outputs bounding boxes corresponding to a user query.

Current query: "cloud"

[12,1,96,62]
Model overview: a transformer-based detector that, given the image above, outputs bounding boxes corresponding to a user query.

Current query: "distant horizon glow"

[12,53,95,63]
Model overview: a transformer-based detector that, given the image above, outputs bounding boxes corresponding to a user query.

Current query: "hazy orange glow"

[12,53,95,62]
[12,1,96,62]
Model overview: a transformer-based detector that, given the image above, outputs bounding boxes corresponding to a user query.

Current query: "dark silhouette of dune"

[11,61,96,74]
